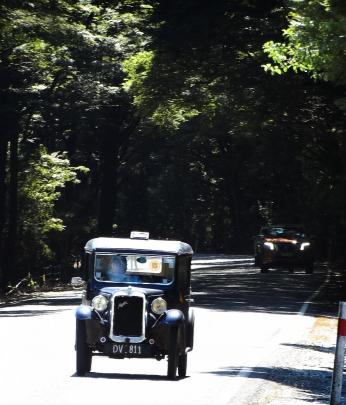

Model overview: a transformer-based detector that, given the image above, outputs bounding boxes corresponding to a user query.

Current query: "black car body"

[74,232,194,380]
[254,225,314,273]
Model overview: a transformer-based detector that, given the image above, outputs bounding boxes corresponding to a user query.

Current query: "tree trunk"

[4,131,19,285]
[97,131,119,236]
[0,132,9,289]
[96,113,139,237]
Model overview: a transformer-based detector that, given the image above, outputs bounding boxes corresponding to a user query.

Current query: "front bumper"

[262,251,313,267]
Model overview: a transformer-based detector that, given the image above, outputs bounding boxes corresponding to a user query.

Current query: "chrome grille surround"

[109,288,146,343]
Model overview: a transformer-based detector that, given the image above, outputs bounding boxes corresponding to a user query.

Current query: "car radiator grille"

[112,295,144,337]
[277,244,296,253]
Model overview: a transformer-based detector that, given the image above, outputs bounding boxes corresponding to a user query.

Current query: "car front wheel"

[186,309,195,351]
[305,264,314,274]
[178,353,187,378]
[76,320,92,376]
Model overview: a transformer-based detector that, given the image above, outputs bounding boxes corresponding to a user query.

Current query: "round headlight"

[92,295,108,312]
[151,297,167,315]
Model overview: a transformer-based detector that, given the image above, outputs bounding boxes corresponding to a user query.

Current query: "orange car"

[254,225,314,274]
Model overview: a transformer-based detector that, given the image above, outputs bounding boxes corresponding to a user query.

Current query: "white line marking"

[298,266,331,316]
[225,266,332,405]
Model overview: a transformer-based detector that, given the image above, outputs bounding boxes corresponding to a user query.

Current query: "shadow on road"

[1,257,346,320]
[281,342,335,355]
[0,308,64,317]
[205,365,332,404]
[191,261,346,317]
[72,371,184,381]
[0,294,81,317]
[0,294,81,306]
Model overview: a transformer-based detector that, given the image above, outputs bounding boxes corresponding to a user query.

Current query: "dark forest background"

[0,0,345,289]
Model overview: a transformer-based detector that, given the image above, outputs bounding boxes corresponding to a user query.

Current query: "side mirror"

[71,276,86,289]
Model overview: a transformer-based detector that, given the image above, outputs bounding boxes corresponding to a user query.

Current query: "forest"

[0,0,345,289]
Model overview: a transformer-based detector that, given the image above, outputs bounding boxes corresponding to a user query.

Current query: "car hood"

[264,237,308,244]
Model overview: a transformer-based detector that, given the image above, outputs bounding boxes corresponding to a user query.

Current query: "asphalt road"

[1,256,345,405]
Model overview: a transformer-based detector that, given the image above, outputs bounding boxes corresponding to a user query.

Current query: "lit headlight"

[300,242,311,251]
[264,242,275,250]
[92,295,108,312]
[151,297,167,315]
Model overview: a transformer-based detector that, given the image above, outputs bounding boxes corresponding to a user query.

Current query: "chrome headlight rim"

[92,294,108,312]
[151,297,167,315]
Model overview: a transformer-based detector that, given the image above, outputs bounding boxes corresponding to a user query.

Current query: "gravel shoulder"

[230,266,345,405]
[237,315,338,405]
[0,286,82,307]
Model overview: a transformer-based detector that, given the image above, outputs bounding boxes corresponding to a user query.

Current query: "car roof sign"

[130,231,150,240]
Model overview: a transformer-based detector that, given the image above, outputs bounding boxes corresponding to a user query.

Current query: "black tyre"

[76,320,92,376]
[187,309,195,351]
[178,353,187,378]
[167,326,178,380]
[260,266,268,273]
[305,264,314,274]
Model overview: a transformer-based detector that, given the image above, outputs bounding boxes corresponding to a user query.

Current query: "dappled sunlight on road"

[191,257,342,317]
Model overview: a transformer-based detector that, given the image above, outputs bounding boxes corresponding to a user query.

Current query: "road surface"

[0,255,345,405]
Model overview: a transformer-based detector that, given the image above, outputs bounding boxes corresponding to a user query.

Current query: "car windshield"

[263,227,305,239]
[94,253,175,285]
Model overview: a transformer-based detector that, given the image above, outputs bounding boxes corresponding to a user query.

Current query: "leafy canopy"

[21,147,89,234]
[263,0,346,85]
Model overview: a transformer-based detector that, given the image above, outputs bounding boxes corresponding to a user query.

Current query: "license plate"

[112,343,149,357]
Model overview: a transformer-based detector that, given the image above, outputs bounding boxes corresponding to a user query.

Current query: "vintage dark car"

[254,225,314,273]
[74,231,195,380]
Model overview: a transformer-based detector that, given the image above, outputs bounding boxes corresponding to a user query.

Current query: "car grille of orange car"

[277,244,296,253]
[112,295,144,337]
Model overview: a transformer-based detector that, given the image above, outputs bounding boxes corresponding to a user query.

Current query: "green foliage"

[263,0,346,85]
[122,1,289,129]
[18,147,89,267]
[123,51,205,128]
[0,0,151,282]
[1,0,346,286]
[123,51,155,107]
[119,0,346,258]
[21,147,88,234]
[26,275,38,289]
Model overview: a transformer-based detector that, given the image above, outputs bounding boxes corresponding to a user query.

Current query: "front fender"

[161,309,185,326]
[75,305,92,320]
